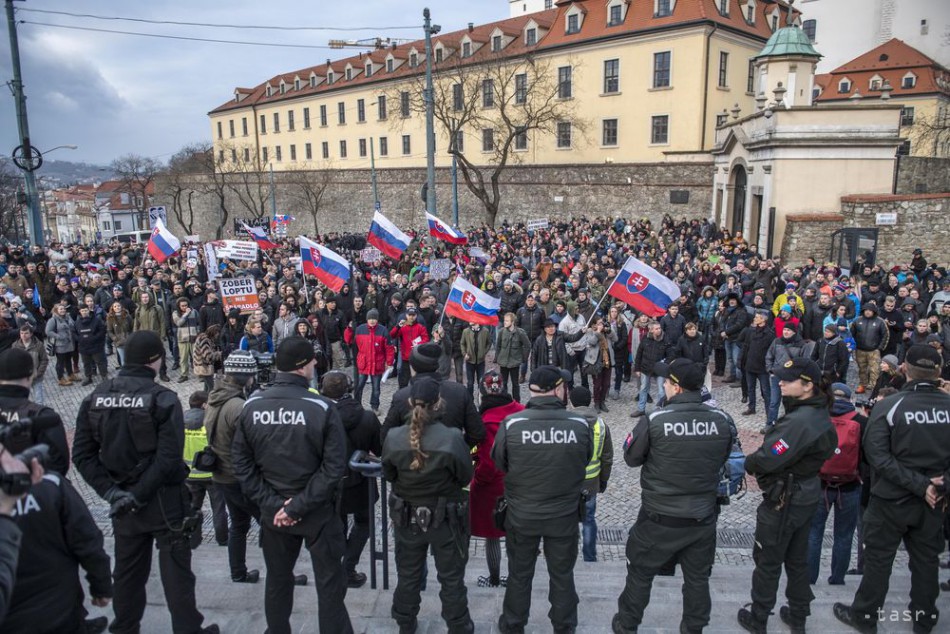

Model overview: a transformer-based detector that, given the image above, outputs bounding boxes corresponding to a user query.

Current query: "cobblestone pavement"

[49,355,882,566]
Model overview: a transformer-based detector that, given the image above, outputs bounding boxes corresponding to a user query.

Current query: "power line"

[20,21,344,50]
[17,8,419,32]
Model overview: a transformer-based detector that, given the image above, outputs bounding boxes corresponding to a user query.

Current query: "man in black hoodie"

[740,310,775,420]
[320,371,381,588]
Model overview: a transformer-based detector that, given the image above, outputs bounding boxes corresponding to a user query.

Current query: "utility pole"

[423,8,440,217]
[451,154,459,226]
[5,0,44,246]
[370,137,379,211]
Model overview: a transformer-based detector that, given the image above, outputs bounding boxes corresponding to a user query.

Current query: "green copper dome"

[755,26,821,60]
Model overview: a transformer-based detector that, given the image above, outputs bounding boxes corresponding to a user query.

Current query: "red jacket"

[389,322,429,360]
[345,323,395,376]
[469,398,524,539]
[774,315,801,338]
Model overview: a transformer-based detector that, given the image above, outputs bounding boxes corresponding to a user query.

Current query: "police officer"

[383,342,485,447]
[738,358,836,633]
[0,348,70,475]
[611,359,736,634]
[492,365,592,634]
[232,337,353,634]
[72,330,216,634]
[835,344,950,634]
[382,376,475,634]
[567,385,613,563]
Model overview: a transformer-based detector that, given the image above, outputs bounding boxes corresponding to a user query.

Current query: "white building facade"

[508,0,552,18]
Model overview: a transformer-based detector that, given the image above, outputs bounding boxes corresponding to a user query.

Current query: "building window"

[260,114,266,134]
[321,141,329,159]
[378,95,387,120]
[482,79,495,107]
[771,13,778,31]
[357,99,366,122]
[310,75,316,88]
[338,102,346,125]
[365,63,373,78]
[402,135,411,155]
[242,117,248,136]
[462,42,471,58]
[273,112,280,133]
[558,66,572,99]
[608,3,623,26]
[275,146,282,162]
[305,143,312,160]
[453,131,464,153]
[492,35,503,52]
[453,84,464,111]
[228,120,235,137]
[113,220,122,231]
[289,144,296,161]
[747,59,756,93]
[812,86,820,101]
[387,58,394,73]
[294,79,300,91]
[566,14,580,34]
[897,140,911,156]
[526,28,537,46]
[339,140,347,158]
[514,126,528,150]
[379,137,388,156]
[515,73,527,104]
[320,105,328,126]
[435,48,443,63]
[656,0,672,18]
[602,119,618,146]
[719,0,729,16]
[902,74,916,89]
[231,148,237,162]
[346,68,352,81]
[651,115,669,144]
[400,91,410,117]
[410,52,418,68]
[716,113,728,128]
[557,121,572,148]
[359,138,367,157]
[869,77,882,91]
[653,52,670,88]
[327,71,335,84]
[604,59,620,93]
[901,106,915,126]
[217,121,222,139]
[482,128,495,152]
[262,147,268,163]
[303,108,310,129]
[244,148,250,162]
[838,79,851,93]
[287,110,295,131]
[545,0,553,8]
[718,52,729,88]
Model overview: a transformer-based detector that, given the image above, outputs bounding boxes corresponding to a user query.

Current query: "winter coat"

[851,313,889,352]
[447,317,467,360]
[579,329,617,369]
[495,326,531,368]
[695,292,718,324]
[811,335,849,381]
[516,305,545,344]
[460,326,492,365]
[345,322,395,376]
[12,336,48,382]
[44,313,75,354]
[173,308,200,344]
[674,333,708,364]
[106,310,133,348]
[530,332,570,371]
[740,326,775,375]
[239,332,273,354]
[295,318,329,373]
[389,322,429,361]
[193,332,222,377]
[220,321,244,359]
[133,304,165,335]
[766,333,814,374]
[470,397,524,539]
[74,315,106,355]
[198,301,226,333]
[721,305,751,341]
[271,313,298,348]
[802,303,833,342]
[634,336,671,375]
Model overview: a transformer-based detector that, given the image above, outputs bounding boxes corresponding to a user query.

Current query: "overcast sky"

[0,1,504,166]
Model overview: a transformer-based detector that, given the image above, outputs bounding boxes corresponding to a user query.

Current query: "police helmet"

[223,351,258,376]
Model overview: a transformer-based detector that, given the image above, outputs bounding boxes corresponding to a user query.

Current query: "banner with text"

[218,277,259,314]
[211,240,259,261]
[204,243,219,281]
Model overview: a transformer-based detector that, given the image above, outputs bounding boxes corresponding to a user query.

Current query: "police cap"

[654,359,704,391]
[773,357,822,384]
[905,344,941,371]
[275,337,315,371]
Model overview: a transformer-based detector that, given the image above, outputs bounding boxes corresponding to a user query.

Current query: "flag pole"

[585,285,614,328]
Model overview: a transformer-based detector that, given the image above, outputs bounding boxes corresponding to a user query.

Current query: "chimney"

[468,22,474,32]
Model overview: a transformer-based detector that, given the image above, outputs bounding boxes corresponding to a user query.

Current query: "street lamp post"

[423,8,441,218]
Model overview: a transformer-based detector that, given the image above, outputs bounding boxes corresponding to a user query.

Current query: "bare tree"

[227,148,270,224]
[909,108,950,157]
[165,142,211,236]
[397,53,586,226]
[110,153,161,230]
[0,159,25,244]
[287,162,336,235]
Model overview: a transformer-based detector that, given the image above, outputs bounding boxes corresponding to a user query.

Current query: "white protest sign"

[148,206,166,229]
[526,218,549,231]
[218,277,259,314]
[183,235,200,244]
[211,240,259,261]
[430,258,453,280]
[360,246,382,263]
[204,243,219,281]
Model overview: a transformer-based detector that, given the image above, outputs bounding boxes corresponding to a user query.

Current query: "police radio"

[0,412,58,495]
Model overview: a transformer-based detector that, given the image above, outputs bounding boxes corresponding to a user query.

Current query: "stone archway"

[729,165,747,236]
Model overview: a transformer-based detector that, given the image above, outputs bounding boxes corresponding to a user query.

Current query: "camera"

[855,398,874,411]
[0,413,58,496]
[249,351,275,386]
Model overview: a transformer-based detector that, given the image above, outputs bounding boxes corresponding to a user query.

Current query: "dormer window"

[492,35,502,52]
[462,41,472,58]
[608,4,622,25]
[869,74,883,91]
[526,27,537,45]
[346,67,353,81]
[902,72,917,89]
[655,0,672,18]
[279,82,286,94]
[435,48,443,63]
[745,0,755,25]
[265,85,272,97]
[365,63,373,78]
[327,71,335,85]
[387,58,394,72]
[294,78,301,90]
[838,78,851,93]
[770,11,779,30]
[410,51,418,68]
[309,75,317,88]
[812,86,820,101]
[566,14,580,34]
[718,0,729,16]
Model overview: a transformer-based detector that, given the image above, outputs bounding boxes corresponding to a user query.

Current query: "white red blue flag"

[299,236,350,293]
[607,256,681,317]
[146,219,181,264]
[444,277,500,326]
[426,211,467,245]
[367,211,411,259]
[242,222,280,250]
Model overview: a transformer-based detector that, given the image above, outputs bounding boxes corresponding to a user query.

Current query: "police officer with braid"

[232,337,353,634]
[492,365,592,634]
[72,330,217,634]
[611,359,736,634]
[382,375,475,634]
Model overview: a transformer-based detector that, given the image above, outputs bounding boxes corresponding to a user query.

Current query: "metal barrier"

[348,450,389,589]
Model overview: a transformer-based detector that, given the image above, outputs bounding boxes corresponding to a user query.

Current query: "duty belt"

[643,509,715,528]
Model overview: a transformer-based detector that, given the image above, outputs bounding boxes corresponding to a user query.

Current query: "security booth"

[830,228,879,275]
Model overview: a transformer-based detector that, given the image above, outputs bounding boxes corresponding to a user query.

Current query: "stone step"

[84,536,934,633]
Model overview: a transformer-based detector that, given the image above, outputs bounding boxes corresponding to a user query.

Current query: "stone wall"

[895,156,950,194]
[155,162,714,239]
[840,193,950,266]
[780,213,844,265]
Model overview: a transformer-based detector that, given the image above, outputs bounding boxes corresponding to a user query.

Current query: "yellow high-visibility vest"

[585,417,606,481]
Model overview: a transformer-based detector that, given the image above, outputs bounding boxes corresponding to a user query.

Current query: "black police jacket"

[491,395,592,532]
[745,395,837,506]
[382,419,473,504]
[624,392,736,519]
[334,396,381,514]
[866,380,950,503]
[232,372,347,527]
[0,384,70,476]
[382,371,485,448]
[3,473,112,633]
[72,366,188,504]
[0,515,19,623]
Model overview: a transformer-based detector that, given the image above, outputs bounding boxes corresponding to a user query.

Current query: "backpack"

[718,437,747,502]
[819,410,861,484]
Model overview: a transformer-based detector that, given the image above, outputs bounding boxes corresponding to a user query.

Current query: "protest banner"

[360,246,382,263]
[430,258,453,280]
[218,277,259,314]
[210,240,259,261]
[204,243,219,281]
[526,218,549,231]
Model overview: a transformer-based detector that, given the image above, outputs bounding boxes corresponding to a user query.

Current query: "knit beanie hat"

[366,309,380,321]
[409,342,442,373]
[275,337,314,371]
[0,348,34,381]
[124,331,166,366]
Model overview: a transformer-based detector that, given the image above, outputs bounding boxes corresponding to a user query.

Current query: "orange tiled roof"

[815,38,950,101]
[210,0,799,115]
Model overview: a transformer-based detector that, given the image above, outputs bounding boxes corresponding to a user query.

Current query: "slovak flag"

[146,218,181,264]
[426,211,467,245]
[299,236,350,293]
[444,277,500,326]
[242,222,280,250]
[367,211,411,259]
[607,256,681,317]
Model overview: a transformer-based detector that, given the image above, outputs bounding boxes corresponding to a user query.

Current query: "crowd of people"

[0,213,948,634]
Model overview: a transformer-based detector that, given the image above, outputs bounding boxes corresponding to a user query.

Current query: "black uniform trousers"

[614,513,718,633]
[260,520,353,634]
[849,495,943,632]
[500,519,579,633]
[392,520,472,633]
[748,500,818,623]
[216,481,259,579]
